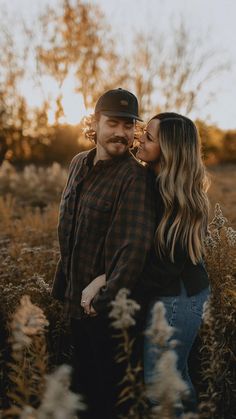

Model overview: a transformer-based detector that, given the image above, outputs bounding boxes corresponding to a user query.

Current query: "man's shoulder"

[69,148,93,171]
[121,152,147,177]
[71,149,91,164]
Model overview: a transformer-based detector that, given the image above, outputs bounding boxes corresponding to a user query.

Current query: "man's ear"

[91,113,100,132]
[91,119,97,132]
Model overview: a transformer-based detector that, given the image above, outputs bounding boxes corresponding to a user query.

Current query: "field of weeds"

[208,164,236,227]
[0,162,235,418]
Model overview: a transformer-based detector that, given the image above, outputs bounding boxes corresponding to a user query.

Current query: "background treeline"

[0,0,235,168]
[1,116,236,167]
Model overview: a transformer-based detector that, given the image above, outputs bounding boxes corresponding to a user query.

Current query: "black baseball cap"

[95,88,142,121]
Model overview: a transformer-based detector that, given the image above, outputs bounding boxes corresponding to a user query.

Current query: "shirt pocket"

[82,197,112,236]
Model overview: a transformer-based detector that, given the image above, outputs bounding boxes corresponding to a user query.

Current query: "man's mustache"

[108,137,128,145]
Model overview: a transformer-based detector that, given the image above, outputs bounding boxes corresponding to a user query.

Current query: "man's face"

[94,114,135,160]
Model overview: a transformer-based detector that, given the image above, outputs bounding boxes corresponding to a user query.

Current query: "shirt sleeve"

[92,171,156,313]
[51,153,82,301]
[51,258,67,301]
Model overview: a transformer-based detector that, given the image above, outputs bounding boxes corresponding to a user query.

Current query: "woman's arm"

[81,274,106,315]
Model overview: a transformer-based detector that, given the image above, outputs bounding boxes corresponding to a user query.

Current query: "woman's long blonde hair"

[153,112,209,264]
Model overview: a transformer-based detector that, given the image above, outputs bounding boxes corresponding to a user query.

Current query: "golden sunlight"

[61,90,88,125]
[59,74,91,125]
[23,74,90,125]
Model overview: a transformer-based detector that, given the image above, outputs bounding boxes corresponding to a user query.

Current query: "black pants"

[70,314,145,419]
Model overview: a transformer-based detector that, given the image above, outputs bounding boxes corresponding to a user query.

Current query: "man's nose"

[114,124,126,137]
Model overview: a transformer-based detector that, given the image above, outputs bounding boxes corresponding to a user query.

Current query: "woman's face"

[136,119,161,164]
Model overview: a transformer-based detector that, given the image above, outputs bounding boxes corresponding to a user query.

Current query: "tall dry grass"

[0,162,235,417]
[2,295,84,419]
[199,204,236,419]
[109,289,148,418]
[0,161,67,208]
[207,164,236,227]
[0,197,71,410]
[2,290,196,419]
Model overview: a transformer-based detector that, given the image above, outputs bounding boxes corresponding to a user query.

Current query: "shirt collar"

[83,147,131,169]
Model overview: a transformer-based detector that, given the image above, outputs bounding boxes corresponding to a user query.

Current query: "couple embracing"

[51,88,209,419]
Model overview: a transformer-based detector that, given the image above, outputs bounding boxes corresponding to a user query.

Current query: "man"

[51,88,155,418]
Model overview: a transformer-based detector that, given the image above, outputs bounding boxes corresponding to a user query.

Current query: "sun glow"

[22,74,91,126]
[60,75,91,125]
[61,90,88,125]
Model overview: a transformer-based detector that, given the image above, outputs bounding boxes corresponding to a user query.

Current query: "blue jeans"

[144,282,209,412]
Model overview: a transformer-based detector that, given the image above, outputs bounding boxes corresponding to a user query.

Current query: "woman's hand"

[81,274,106,315]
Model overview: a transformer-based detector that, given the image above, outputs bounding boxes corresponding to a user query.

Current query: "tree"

[37,0,127,111]
[221,131,236,163]
[0,24,27,163]
[128,20,229,119]
[0,3,232,165]
[128,34,156,116]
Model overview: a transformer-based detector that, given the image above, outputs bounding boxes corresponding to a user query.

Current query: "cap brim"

[101,110,143,122]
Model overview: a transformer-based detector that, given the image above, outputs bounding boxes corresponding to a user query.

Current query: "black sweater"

[136,178,209,298]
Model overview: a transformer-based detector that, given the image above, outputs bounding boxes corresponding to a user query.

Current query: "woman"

[81,112,210,412]
[136,113,210,413]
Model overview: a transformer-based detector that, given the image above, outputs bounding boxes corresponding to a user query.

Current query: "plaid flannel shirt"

[51,148,156,319]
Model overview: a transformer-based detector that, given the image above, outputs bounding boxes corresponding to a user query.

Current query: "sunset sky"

[1,0,236,129]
